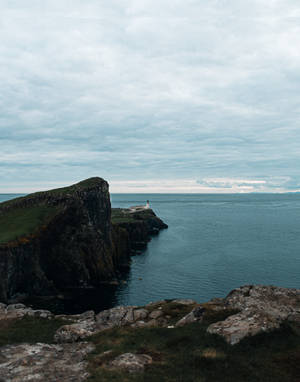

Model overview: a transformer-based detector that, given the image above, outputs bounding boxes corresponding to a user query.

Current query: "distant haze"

[1,1,300,193]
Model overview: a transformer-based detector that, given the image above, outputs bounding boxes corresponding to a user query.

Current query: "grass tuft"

[0,316,67,345]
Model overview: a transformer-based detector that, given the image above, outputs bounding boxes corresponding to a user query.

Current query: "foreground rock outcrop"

[207,284,300,344]
[0,285,300,381]
[0,342,94,382]
[0,178,167,302]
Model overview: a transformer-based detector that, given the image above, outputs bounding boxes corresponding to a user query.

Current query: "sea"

[1,193,300,314]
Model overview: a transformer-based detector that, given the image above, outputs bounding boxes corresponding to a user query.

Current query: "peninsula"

[0,177,167,302]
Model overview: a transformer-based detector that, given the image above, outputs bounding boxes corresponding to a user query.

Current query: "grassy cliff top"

[0,177,106,245]
[0,205,61,245]
[0,177,106,210]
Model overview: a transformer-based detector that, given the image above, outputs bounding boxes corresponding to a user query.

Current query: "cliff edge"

[0,178,167,302]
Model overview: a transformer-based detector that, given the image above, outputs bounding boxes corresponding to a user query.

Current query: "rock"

[109,353,152,373]
[96,306,137,330]
[54,310,97,342]
[77,310,95,321]
[287,312,300,323]
[0,342,95,382]
[207,285,300,345]
[176,306,206,327]
[54,320,97,343]
[225,285,300,316]
[144,319,159,327]
[207,311,281,345]
[133,309,148,321]
[156,317,168,327]
[55,303,166,340]
[31,309,53,319]
[149,310,163,319]
[0,304,54,321]
[6,304,26,310]
[145,300,167,308]
[55,310,95,323]
[172,299,197,305]
[131,320,147,328]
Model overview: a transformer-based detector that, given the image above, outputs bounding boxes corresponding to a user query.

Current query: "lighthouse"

[146,200,150,209]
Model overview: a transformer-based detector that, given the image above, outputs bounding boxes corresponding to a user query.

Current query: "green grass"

[0,177,106,245]
[86,305,300,382]
[0,177,104,210]
[0,205,60,244]
[0,316,67,346]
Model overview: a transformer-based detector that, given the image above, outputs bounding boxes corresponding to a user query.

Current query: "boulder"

[109,353,152,373]
[96,306,137,330]
[133,309,148,321]
[54,320,97,343]
[207,311,281,345]
[176,306,206,327]
[149,310,163,319]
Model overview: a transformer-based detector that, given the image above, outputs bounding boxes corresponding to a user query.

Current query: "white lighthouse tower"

[146,200,150,209]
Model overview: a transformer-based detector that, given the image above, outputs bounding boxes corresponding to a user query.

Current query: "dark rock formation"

[112,208,168,254]
[0,178,167,302]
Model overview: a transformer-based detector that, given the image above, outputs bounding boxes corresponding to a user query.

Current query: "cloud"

[1,0,300,192]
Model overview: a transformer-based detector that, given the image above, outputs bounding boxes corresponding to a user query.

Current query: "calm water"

[1,193,300,313]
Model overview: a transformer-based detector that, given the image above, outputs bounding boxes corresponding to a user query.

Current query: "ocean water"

[1,193,300,313]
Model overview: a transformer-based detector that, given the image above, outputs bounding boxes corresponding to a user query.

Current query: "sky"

[1,0,300,193]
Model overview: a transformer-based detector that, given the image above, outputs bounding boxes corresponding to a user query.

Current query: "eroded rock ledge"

[0,285,299,381]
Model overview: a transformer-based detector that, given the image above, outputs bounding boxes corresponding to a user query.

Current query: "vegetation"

[87,302,300,382]
[0,301,298,380]
[111,208,154,225]
[0,205,60,244]
[0,316,67,346]
[0,177,104,210]
[0,177,104,245]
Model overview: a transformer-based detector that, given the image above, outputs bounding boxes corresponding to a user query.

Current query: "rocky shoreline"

[0,284,300,381]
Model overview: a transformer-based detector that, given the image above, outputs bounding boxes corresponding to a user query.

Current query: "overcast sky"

[1,0,300,193]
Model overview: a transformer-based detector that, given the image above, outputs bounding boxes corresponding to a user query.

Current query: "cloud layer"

[1,0,300,192]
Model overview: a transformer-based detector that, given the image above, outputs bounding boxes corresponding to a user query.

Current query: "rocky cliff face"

[0,178,167,302]
[112,208,168,254]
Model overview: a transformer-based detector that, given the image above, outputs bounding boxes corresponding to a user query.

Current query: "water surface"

[111,193,300,307]
[1,193,300,313]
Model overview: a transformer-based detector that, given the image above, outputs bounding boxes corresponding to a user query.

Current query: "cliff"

[0,178,167,302]
[112,208,168,254]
